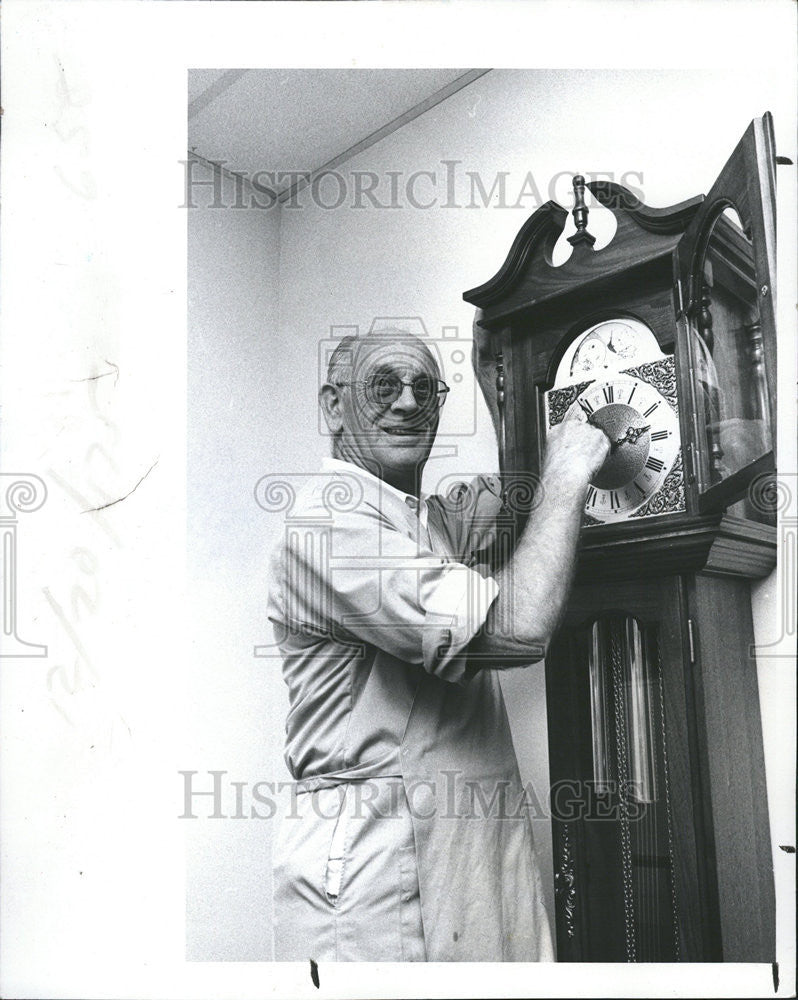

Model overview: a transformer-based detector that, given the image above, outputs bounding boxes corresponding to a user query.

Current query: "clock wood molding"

[464,183,705,327]
[463,115,780,964]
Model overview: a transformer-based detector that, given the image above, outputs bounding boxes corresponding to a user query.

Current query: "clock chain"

[655,636,682,960]
[610,624,637,962]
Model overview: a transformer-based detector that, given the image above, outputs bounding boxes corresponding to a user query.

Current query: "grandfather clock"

[464,115,779,962]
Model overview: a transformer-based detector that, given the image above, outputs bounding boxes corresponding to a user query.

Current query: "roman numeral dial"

[544,366,682,525]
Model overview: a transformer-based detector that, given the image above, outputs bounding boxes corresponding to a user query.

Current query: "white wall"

[186,164,287,960]
[188,68,793,961]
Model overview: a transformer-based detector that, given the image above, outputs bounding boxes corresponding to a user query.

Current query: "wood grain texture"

[465,118,778,965]
[654,577,718,960]
[575,512,777,583]
[464,184,702,327]
[688,574,776,961]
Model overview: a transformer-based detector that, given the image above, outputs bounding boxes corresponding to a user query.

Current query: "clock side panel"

[501,325,552,521]
[686,573,776,961]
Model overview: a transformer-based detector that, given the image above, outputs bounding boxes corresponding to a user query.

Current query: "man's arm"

[468,306,611,662]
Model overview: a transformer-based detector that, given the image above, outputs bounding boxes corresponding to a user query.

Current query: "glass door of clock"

[545,577,713,962]
[673,114,777,518]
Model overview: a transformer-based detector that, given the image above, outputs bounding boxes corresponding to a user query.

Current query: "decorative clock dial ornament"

[568,374,679,521]
[546,335,685,524]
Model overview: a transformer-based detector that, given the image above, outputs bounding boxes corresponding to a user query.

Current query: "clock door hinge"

[685,441,696,485]
[675,276,686,318]
[687,618,697,664]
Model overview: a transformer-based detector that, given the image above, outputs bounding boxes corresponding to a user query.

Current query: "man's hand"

[544,408,611,489]
[470,407,610,663]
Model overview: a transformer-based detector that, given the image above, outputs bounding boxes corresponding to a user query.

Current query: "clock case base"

[546,570,776,962]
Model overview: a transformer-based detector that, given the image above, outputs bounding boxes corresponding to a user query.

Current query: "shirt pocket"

[323,783,352,906]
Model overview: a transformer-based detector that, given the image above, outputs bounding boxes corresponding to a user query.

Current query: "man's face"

[335,335,442,484]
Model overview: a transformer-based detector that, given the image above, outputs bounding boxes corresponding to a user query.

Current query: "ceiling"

[187,68,488,199]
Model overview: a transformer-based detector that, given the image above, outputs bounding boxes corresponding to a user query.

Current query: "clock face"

[571,376,679,522]
[545,360,685,525]
[554,317,665,387]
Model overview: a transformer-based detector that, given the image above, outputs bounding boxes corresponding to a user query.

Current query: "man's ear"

[319,383,343,435]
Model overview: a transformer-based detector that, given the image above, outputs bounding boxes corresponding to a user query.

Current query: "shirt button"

[405,496,418,510]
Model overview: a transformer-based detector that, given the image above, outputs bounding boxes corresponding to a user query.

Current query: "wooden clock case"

[464,115,780,962]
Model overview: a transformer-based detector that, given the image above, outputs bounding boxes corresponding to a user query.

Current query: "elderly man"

[267,320,609,962]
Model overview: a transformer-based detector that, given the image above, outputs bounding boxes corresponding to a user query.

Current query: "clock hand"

[625,424,650,444]
[609,425,651,451]
[584,414,650,450]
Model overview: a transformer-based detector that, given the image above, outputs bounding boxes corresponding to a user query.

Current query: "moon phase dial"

[561,317,664,382]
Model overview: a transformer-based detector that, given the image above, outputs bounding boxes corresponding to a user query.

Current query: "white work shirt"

[267,457,553,961]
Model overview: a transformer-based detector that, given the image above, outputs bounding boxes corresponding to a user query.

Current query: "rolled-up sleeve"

[270,488,498,684]
[420,562,499,682]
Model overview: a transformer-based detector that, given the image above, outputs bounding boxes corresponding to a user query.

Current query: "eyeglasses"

[336,373,450,409]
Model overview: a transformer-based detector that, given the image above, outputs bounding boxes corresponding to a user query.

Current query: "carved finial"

[567,174,596,248]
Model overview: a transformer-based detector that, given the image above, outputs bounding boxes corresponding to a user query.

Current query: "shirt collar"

[322,456,428,527]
